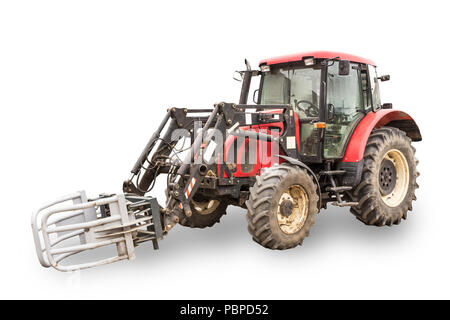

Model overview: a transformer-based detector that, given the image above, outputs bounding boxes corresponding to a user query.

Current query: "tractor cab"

[256,51,385,163]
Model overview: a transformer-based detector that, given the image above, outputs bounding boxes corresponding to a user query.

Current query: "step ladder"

[320,164,358,207]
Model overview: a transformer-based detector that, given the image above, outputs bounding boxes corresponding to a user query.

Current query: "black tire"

[246,164,319,250]
[350,127,419,226]
[178,196,228,229]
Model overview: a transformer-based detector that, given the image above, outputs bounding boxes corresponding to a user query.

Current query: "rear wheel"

[350,127,419,226]
[246,164,319,250]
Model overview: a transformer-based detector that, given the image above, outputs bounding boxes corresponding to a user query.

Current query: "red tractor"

[32,51,421,271]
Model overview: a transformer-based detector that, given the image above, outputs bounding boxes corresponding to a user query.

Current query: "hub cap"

[379,159,397,195]
[191,199,220,215]
[380,149,409,207]
[277,185,309,234]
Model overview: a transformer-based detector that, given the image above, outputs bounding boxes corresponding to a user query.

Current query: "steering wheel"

[295,100,320,117]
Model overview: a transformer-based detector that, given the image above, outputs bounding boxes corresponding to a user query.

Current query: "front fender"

[342,109,422,163]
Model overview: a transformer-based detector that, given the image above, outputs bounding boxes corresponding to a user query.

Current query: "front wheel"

[350,127,419,226]
[178,195,228,228]
[246,164,319,250]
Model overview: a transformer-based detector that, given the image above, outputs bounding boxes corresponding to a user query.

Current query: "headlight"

[260,65,271,72]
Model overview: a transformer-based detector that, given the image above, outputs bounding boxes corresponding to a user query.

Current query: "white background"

[0,0,448,299]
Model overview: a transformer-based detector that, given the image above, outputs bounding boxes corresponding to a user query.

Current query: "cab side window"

[368,65,381,110]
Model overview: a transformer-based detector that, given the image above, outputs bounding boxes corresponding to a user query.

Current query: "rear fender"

[342,109,422,163]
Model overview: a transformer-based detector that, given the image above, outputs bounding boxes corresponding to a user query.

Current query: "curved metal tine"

[46,209,85,227]
[31,191,86,268]
[46,215,120,234]
[50,230,84,247]
[49,238,122,255]
[54,250,83,264]
[55,255,128,272]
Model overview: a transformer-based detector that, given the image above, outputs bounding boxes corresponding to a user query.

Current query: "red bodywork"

[342,109,419,162]
[220,109,419,175]
[259,51,376,67]
[230,127,281,178]
[222,122,283,178]
[221,109,295,178]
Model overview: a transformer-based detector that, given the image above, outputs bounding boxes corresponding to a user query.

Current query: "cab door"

[324,62,365,159]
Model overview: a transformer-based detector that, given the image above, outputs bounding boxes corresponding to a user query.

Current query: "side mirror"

[382,103,393,109]
[338,60,350,76]
[378,75,390,82]
[233,71,243,82]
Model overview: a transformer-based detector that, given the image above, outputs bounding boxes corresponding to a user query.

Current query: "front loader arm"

[124,103,295,223]
[123,109,180,195]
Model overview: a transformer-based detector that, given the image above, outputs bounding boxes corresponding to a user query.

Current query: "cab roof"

[259,51,376,67]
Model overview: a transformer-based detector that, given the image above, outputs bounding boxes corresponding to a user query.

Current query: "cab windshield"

[260,65,322,118]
